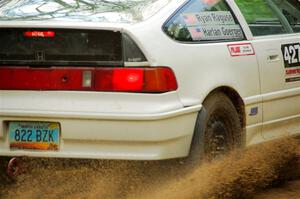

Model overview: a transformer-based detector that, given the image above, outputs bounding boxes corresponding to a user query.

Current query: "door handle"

[267,54,280,62]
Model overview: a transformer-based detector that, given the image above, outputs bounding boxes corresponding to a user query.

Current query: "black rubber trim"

[188,107,207,161]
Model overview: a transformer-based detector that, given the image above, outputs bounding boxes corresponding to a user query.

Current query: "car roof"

[0,0,172,24]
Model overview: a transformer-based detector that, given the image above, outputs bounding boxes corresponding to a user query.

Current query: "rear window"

[163,0,245,42]
[0,29,122,66]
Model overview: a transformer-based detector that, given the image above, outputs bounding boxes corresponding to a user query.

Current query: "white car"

[0,0,299,161]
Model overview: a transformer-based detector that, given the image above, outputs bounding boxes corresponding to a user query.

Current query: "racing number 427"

[282,43,300,67]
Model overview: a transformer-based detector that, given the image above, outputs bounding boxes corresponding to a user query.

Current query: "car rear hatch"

[0,28,177,93]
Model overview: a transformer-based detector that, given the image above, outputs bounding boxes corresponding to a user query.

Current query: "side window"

[274,0,300,33]
[163,0,245,42]
[235,0,288,36]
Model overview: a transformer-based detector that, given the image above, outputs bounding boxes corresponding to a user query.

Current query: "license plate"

[9,121,60,151]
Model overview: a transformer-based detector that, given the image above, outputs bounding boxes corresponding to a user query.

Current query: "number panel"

[282,43,300,68]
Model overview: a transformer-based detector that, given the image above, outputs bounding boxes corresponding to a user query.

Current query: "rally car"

[0,0,299,161]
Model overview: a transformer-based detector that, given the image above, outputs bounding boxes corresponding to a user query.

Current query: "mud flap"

[186,107,208,167]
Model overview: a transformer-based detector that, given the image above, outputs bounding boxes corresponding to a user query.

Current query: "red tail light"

[0,67,177,93]
[23,31,55,37]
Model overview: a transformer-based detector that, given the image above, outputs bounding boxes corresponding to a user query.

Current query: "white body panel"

[252,34,300,139]
[0,94,200,160]
[127,0,263,145]
[0,91,200,159]
[0,0,299,159]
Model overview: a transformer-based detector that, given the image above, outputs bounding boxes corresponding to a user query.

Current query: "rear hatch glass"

[0,28,122,66]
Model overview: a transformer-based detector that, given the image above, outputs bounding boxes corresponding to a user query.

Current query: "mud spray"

[0,138,300,199]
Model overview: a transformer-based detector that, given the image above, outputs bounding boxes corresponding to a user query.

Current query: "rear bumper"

[0,91,201,160]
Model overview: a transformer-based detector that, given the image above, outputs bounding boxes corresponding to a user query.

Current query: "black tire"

[188,92,242,165]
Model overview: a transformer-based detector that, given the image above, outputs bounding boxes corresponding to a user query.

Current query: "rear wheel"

[189,92,242,164]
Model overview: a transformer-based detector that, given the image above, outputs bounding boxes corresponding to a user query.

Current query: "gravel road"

[1,138,300,199]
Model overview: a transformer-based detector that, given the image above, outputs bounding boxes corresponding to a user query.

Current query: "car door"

[236,0,300,139]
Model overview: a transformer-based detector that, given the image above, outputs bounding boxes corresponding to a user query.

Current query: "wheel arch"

[203,86,246,130]
[187,86,246,164]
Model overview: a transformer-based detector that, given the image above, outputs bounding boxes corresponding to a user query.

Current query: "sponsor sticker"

[281,43,300,82]
[181,11,243,41]
[227,43,255,57]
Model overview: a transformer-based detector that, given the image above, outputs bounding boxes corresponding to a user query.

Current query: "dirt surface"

[255,180,300,199]
[1,138,300,199]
